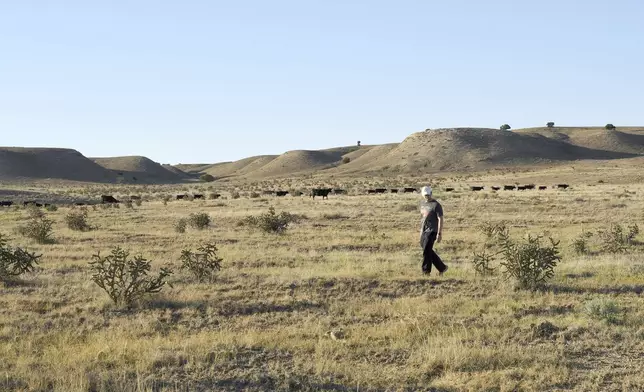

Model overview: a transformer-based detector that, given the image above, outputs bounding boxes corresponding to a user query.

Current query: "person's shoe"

[439,266,448,276]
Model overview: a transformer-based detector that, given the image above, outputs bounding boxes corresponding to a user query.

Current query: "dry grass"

[0,164,643,391]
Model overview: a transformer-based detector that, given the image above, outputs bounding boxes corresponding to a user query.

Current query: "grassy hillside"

[93,156,185,183]
[0,147,116,183]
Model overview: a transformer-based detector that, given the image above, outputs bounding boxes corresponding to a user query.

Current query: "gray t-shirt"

[420,200,443,234]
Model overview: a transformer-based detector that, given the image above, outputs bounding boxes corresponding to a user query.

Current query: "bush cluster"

[570,224,639,254]
[188,213,211,230]
[240,207,302,234]
[17,217,55,244]
[65,209,92,231]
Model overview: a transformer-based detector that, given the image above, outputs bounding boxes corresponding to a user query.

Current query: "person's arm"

[437,216,443,242]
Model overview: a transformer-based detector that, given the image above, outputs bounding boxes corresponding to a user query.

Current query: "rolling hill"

[92,156,186,183]
[3,127,644,183]
[0,147,117,182]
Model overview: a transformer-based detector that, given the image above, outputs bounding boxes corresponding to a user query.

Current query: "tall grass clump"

[17,217,55,244]
[584,298,622,324]
[65,209,92,231]
[188,213,211,230]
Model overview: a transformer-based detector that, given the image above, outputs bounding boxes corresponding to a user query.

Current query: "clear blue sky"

[1,1,643,164]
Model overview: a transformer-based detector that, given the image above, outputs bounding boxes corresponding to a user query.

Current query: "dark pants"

[420,231,447,274]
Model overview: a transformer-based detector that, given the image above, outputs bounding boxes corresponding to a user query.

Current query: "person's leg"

[428,237,447,274]
[421,232,436,274]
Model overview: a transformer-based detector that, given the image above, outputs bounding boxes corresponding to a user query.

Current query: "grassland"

[0,165,643,391]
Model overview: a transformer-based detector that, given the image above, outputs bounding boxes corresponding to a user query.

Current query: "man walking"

[419,186,448,276]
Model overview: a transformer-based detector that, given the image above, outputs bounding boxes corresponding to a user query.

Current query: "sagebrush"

[17,217,54,244]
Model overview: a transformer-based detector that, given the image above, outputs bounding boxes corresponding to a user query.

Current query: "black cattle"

[101,195,120,204]
[557,184,570,189]
[374,188,387,194]
[524,184,536,190]
[130,195,141,200]
[517,186,526,191]
[210,194,221,199]
[262,190,276,196]
[470,186,484,191]
[43,203,51,208]
[74,202,86,206]
[390,189,399,193]
[503,185,516,191]
[367,189,376,194]
[275,191,289,197]
[333,189,346,195]
[491,186,500,191]
[445,187,455,192]
[403,187,417,193]
[538,186,547,190]
[311,188,332,199]
[193,194,205,199]
[176,194,187,200]
[0,201,13,207]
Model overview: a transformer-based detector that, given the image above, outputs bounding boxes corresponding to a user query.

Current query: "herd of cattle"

[0,184,572,207]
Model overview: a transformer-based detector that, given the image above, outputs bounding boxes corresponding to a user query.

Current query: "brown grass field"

[0,162,643,392]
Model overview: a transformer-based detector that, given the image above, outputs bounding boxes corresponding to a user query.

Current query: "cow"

[557,184,570,189]
[101,195,120,204]
[129,195,141,200]
[275,191,289,197]
[311,188,332,199]
[503,185,516,191]
[43,203,51,208]
[403,188,417,193]
[517,186,526,191]
[74,202,86,206]
[193,194,205,200]
[390,189,399,193]
[375,188,387,194]
[491,186,501,191]
[470,186,484,191]
[538,186,547,190]
[176,194,187,200]
[367,189,376,194]
[333,189,346,195]
[262,190,276,196]
[209,194,221,200]
[445,187,455,192]
[0,201,13,207]
[524,184,536,190]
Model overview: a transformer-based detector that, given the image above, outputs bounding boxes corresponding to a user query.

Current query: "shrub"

[497,230,561,290]
[208,193,220,200]
[546,122,555,128]
[571,231,593,255]
[584,298,622,324]
[65,209,92,231]
[241,207,299,234]
[0,234,42,281]
[479,221,507,241]
[17,217,54,244]
[179,242,223,282]
[249,192,260,199]
[605,123,616,130]
[134,199,142,207]
[471,251,496,276]
[597,224,639,253]
[161,195,171,206]
[188,213,211,230]
[124,200,134,209]
[45,204,58,212]
[500,124,511,131]
[25,205,44,219]
[231,191,241,199]
[89,247,172,307]
[174,218,187,233]
[342,157,351,164]
[200,174,216,182]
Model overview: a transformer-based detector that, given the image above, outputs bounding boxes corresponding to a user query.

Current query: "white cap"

[421,186,432,197]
